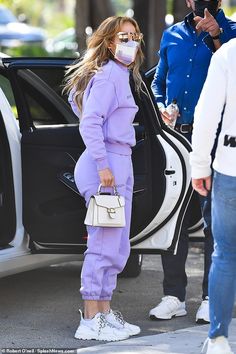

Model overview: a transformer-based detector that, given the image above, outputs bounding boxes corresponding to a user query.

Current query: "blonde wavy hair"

[63,16,144,112]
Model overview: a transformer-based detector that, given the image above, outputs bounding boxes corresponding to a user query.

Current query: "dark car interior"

[15,64,168,250]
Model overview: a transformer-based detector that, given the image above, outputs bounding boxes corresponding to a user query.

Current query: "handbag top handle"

[97,184,119,196]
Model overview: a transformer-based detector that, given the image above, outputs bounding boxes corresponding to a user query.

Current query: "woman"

[190,38,236,354]
[64,16,144,342]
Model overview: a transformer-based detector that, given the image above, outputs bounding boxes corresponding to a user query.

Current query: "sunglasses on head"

[116,32,143,43]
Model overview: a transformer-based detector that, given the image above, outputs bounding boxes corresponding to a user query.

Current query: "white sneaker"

[74,311,129,341]
[196,297,210,324]
[149,296,187,320]
[105,309,141,336]
[202,336,233,354]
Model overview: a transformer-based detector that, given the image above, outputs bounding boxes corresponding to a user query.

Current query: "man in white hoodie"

[190,38,236,354]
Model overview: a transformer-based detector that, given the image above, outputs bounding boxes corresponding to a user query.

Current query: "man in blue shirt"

[150,0,236,324]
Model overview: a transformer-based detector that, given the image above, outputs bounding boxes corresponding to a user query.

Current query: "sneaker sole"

[126,328,141,336]
[75,332,129,341]
[130,330,141,336]
[196,318,210,324]
[149,309,187,320]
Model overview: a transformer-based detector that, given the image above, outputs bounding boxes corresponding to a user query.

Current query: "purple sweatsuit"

[69,60,138,300]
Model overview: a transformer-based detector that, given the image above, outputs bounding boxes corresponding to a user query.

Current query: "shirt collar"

[215,9,226,25]
[184,12,195,31]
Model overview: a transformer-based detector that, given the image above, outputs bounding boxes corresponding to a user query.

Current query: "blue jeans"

[209,171,236,338]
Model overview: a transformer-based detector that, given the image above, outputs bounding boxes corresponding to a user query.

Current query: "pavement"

[1,249,236,352]
[76,319,236,353]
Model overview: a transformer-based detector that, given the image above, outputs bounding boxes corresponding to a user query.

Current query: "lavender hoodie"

[68,60,138,171]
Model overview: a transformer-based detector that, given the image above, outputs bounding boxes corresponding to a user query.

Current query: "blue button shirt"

[151,10,236,124]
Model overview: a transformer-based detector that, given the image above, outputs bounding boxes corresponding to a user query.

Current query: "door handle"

[165,170,176,175]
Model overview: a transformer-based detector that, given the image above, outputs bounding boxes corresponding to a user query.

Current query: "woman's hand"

[98,168,115,187]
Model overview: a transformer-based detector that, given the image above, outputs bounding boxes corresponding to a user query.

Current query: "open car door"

[2,57,197,255]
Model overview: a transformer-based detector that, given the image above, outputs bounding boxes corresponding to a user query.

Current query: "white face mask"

[114,40,139,66]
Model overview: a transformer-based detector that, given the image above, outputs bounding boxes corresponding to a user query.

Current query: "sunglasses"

[116,32,143,43]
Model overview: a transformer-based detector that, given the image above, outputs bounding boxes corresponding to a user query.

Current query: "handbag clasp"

[107,207,116,219]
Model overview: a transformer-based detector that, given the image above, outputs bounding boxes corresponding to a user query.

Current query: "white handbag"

[84,184,126,227]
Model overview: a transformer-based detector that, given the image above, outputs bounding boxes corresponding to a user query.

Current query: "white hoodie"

[190,38,236,178]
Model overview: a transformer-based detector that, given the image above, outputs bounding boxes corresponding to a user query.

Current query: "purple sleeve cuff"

[68,88,81,118]
[95,157,110,171]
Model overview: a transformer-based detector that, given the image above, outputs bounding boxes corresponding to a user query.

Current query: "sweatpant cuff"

[82,295,112,301]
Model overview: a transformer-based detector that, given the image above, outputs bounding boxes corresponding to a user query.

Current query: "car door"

[2,57,197,255]
[145,67,204,244]
[0,87,18,247]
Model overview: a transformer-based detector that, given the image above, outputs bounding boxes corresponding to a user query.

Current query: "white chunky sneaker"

[149,296,187,320]
[202,336,233,354]
[196,297,210,324]
[74,311,129,341]
[105,309,141,336]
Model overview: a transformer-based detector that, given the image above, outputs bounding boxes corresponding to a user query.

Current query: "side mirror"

[18,13,28,24]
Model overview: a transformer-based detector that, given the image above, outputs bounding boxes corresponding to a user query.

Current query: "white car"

[0,56,203,279]
[45,28,78,57]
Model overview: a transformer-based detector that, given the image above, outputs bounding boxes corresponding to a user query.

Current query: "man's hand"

[159,108,179,126]
[160,109,173,125]
[194,8,220,37]
[192,176,212,196]
[98,168,115,187]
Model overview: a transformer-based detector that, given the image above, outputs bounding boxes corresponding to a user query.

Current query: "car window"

[0,74,18,118]
[16,67,78,126]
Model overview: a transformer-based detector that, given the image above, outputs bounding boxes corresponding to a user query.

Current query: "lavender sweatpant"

[74,149,134,301]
